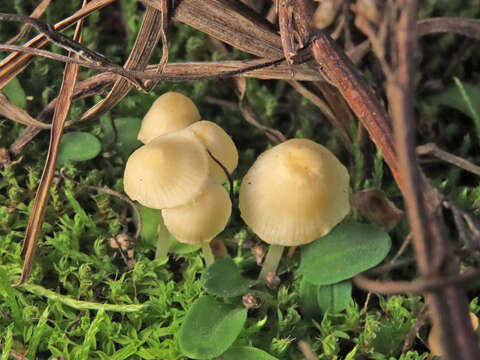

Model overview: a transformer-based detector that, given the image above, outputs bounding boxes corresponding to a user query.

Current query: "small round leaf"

[179,295,247,359]
[168,238,201,254]
[298,222,391,285]
[298,277,319,318]
[113,117,142,158]
[3,77,26,109]
[201,258,254,297]
[137,204,160,245]
[222,346,278,360]
[57,132,101,166]
[317,279,352,313]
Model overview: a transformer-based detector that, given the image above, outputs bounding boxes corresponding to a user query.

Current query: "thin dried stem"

[6,0,51,45]
[416,143,480,177]
[0,0,116,89]
[15,1,86,286]
[354,268,480,295]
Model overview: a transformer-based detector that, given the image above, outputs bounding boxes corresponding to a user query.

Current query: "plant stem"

[202,242,214,266]
[22,283,145,312]
[258,245,284,283]
[155,213,170,260]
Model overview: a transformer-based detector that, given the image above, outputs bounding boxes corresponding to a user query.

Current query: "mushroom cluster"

[239,138,350,282]
[124,92,238,264]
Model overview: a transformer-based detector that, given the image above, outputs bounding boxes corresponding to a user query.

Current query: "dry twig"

[16,1,86,286]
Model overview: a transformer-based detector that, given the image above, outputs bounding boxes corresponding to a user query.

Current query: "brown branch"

[416,143,480,177]
[6,0,51,45]
[387,2,477,359]
[16,1,86,286]
[0,12,110,63]
[278,0,298,64]
[80,5,165,122]
[417,17,480,40]
[157,0,169,73]
[310,33,399,187]
[0,0,116,90]
[354,268,480,295]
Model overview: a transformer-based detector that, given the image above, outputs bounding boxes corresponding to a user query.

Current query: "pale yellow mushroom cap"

[189,120,238,184]
[428,312,479,356]
[138,92,201,144]
[162,183,232,244]
[239,138,350,246]
[124,129,209,209]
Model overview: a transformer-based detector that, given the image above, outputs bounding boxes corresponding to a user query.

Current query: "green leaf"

[113,117,142,158]
[3,77,26,109]
[344,345,359,360]
[222,346,278,360]
[298,277,319,318]
[1,324,13,360]
[137,204,160,245]
[298,222,391,285]
[317,280,352,313]
[201,258,253,297]
[179,295,247,359]
[428,82,480,120]
[453,78,480,143]
[168,238,201,254]
[57,132,102,166]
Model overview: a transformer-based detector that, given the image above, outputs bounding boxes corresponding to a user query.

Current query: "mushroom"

[124,129,209,258]
[428,312,479,357]
[239,138,350,282]
[162,183,232,265]
[188,120,239,184]
[137,92,201,144]
[124,129,209,209]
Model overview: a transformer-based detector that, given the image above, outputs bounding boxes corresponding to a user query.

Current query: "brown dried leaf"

[6,0,51,45]
[0,0,115,90]
[80,6,165,121]
[16,1,86,286]
[0,93,50,129]
[351,188,404,230]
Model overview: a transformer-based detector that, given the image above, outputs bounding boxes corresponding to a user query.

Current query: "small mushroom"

[137,92,201,144]
[124,129,209,209]
[239,138,350,282]
[188,120,239,184]
[428,312,479,357]
[162,183,232,265]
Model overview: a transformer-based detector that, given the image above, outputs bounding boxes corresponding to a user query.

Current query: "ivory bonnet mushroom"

[162,183,232,264]
[240,138,350,246]
[239,138,350,281]
[188,120,238,184]
[137,92,201,144]
[162,183,231,244]
[124,129,209,209]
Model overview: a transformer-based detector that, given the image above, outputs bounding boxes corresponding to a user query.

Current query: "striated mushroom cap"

[124,129,209,209]
[162,183,232,244]
[138,92,201,144]
[239,138,350,246]
[189,120,238,184]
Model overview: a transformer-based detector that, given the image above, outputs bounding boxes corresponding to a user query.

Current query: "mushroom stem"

[201,243,214,266]
[155,215,170,260]
[258,245,284,283]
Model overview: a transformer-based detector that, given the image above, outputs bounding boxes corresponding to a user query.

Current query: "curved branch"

[418,17,480,40]
[354,269,480,295]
